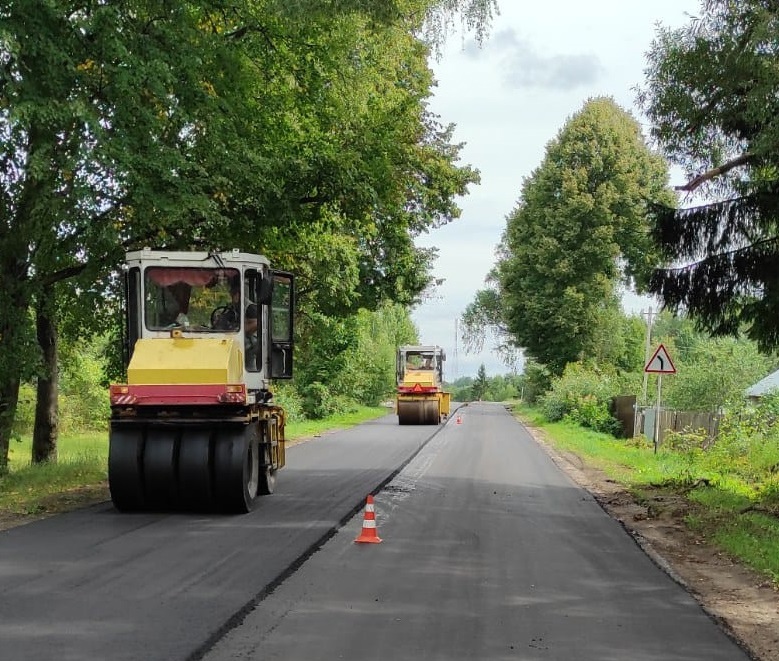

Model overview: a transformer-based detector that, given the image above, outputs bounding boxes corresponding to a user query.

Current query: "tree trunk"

[32,302,58,464]
[0,264,32,474]
[0,377,20,475]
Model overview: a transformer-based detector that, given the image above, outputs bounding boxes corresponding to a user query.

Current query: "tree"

[486,97,674,374]
[0,1,490,469]
[460,268,522,370]
[638,0,779,352]
[472,363,488,400]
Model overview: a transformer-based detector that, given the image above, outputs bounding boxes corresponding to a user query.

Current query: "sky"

[411,0,701,380]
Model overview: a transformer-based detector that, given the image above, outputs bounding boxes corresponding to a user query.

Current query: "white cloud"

[465,28,605,91]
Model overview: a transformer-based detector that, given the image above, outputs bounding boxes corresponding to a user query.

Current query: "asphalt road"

[0,412,436,661]
[0,403,750,661]
[204,402,749,661]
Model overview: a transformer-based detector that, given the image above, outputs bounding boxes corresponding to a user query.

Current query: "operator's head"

[230,281,241,301]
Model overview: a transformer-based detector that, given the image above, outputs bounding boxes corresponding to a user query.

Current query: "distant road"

[0,403,747,660]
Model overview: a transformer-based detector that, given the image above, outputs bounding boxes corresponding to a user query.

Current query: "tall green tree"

[638,0,779,352]
[476,97,674,374]
[472,363,488,400]
[333,303,419,406]
[0,0,490,469]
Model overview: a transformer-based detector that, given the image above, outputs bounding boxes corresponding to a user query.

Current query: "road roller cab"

[108,248,294,513]
[395,345,451,425]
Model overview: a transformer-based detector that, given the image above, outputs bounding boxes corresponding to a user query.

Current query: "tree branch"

[675,153,754,192]
[657,235,779,273]
[40,263,88,287]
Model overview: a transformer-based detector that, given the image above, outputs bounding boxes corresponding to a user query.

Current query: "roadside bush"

[539,362,622,435]
[563,394,622,436]
[708,395,779,483]
[663,427,710,453]
[58,335,111,433]
[271,383,305,423]
[301,382,359,419]
[758,477,779,508]
[519,360,552,404]
[624,433,653,450]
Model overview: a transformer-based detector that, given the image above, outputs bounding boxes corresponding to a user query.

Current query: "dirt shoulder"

[523,421,779,661]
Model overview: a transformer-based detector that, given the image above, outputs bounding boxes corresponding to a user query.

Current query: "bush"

[11,383,36,437]
[540,362,622,435]
[707,395,779,482]
[271,383,305,423]
[565,394,623,436]
[301,382,358,419]
[663,427,710,453]
[758,476,779,508]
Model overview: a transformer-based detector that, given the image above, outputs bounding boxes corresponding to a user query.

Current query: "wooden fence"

[610,395,721,445]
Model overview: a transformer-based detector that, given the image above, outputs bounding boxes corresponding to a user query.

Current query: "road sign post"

[644,344,676,454]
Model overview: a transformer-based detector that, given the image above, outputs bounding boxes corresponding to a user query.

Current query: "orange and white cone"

[456,414,462,425]
[354,494,382,544]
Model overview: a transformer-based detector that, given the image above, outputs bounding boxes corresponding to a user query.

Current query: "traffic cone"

[456,415,462,425]
[354,495,382,544]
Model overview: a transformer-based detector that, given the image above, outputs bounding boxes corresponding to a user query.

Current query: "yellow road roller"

[108,248,294,513]
[395,345,451,425]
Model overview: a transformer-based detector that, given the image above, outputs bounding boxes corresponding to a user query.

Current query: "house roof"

[745,369,779,398]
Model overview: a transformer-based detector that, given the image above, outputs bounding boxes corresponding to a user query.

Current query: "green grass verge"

[510,402,779,585]
[285,405,391,441]
[0,405,391,518]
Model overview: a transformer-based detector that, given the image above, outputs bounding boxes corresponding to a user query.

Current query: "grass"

[510,401,779,585]
[0,404,391,520]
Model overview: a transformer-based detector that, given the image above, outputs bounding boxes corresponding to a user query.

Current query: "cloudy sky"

[411,0,701,380]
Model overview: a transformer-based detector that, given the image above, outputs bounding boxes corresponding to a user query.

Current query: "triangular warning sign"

[644,343,676,374]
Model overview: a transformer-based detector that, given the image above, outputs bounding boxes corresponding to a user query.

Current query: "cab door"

[268,272,294,379]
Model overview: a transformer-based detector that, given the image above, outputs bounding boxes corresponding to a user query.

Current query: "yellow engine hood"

[401,369,437,388]
[128,337,244,385]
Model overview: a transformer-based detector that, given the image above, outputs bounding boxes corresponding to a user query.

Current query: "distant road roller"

[108,248,294,513]
[395,345,451,425]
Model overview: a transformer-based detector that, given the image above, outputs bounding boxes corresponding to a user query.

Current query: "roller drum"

[143,429,179,509]
[213,426,260,513]
[397,398,440,425]
[178,429,215,511]
[108,425,146,512]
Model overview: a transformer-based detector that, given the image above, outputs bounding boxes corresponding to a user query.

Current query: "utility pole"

[453,318,459,380]
[641,307,656,405]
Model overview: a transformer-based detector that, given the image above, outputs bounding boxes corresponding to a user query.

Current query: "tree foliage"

[638,0,779,352]
[0,0,490,468]
[448,372,522,403]
[487,97,674,373]
[471,363,489,400]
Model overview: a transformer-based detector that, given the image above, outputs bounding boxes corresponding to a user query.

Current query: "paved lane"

[0,413,439,661]
[204,402,749,661]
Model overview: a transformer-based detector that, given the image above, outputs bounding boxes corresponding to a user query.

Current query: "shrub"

[271,383,305,423]
[11,383,36,437]
[565,395,623,436]
[301,382,358,419]
[663,427,710,453]
[758,476,779,508]
[707,395,779,483]
[539,362,622,434]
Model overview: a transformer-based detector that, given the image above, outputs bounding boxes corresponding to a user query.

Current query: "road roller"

[395,345,451,425]
[108,248,294,513]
